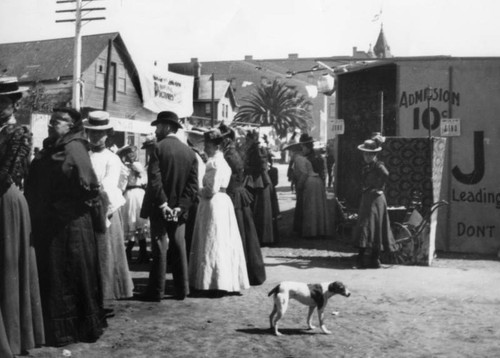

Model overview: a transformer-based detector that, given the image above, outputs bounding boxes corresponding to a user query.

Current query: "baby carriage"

[386,200,449,265]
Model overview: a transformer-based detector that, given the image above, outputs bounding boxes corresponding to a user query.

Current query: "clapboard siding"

[82,46,143,118]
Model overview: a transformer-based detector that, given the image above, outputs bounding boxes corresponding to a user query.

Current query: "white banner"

[139,67,194,118]
[109,117,153,134]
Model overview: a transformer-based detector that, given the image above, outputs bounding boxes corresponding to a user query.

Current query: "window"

[117,64,126,93]
[205,103,211,116]
[95,59,106,88]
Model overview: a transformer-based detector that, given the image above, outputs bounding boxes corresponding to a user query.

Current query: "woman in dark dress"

[353,134,397,269]
[0,78,44,357]
[220,125,266,285]
[25,108,106,346]
[244,130,278,245]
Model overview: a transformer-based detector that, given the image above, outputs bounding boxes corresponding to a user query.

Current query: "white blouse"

[200,151,231,199]
[89,149,126,215]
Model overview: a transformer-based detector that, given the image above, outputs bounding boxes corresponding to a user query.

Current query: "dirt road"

[28,164,500,358]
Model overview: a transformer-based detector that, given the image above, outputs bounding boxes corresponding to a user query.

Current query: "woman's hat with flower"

[141,133,156,149]
[203,128,225,145]
[116,145,137,157]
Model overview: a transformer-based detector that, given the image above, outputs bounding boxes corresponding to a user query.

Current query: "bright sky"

[1,0,500,67]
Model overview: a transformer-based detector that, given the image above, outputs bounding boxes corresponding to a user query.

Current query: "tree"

[233,79,312,138]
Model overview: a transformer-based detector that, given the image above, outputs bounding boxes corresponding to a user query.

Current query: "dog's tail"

[268,284,280,297]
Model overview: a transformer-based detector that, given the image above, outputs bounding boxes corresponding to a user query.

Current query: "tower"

[373,24,392,58]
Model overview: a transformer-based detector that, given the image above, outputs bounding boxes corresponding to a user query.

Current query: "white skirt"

[189,192,250,292]
[121,188,148,237]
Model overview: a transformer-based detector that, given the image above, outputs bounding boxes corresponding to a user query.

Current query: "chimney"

[192,59,201,100]
[288,53,298,59]
[244,55,253,61]
[352,47,357,56]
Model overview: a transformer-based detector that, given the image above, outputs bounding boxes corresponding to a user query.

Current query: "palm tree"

[233,79,312,138]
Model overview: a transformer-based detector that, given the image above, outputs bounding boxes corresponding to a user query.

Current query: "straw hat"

[357,139,382,152]
[83,111,113,130]
[0,76,29,95]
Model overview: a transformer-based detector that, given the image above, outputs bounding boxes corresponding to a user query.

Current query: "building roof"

[0,32,142,98]
[169,55,349,104]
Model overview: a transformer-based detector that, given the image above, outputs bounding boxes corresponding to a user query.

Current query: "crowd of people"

[0,76,397,355]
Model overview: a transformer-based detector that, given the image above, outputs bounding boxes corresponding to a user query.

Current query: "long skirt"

[301,175,332,238]
[189,192,249,292]
[354,190,397,252]
[34,208,105,347]
[0,185,44,356]
[231,188,266,286]
[252,185,278,245]
[96,210,134,299]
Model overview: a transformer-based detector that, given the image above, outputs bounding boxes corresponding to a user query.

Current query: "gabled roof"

[373,25,392,58]
[197,75,229,100]
[0,32,142,98]
[196,75,238,108]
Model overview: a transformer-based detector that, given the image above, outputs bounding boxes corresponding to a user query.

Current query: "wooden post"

[103,39,112,110]
[72,0,82,110]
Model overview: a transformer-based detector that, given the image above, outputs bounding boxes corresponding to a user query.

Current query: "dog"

[268,281,350,336]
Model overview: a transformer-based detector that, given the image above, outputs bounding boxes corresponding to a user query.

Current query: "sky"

[1,0,500,67]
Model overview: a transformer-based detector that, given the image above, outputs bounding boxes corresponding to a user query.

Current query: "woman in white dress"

[117,145,150,263]
[189,129,249,293]
[84,111,134,300]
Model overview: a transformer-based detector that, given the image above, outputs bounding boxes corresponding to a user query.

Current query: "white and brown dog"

[268,281,350,336]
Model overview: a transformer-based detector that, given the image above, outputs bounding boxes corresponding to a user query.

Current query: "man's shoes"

[133,293,161,302]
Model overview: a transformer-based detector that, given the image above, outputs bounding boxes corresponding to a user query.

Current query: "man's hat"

[151,111,182,128]
[83,111,113,130]
[0,76,29,95]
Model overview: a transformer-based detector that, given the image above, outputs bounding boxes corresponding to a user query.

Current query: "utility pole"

[211,72,215,127]
[379,91,384,135]
[56,0,106,111]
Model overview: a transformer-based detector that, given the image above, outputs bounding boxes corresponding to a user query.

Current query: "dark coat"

[141,135,198,223]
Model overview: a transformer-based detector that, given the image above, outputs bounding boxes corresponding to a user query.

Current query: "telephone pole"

[56,0,106,111]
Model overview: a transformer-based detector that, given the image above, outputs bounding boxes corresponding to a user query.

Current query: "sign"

[109,117,152,134]
[331,119,345,135]
[139,66,194,118]
[440,118,461,137]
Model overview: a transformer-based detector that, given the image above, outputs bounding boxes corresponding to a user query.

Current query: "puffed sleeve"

[101,152,126,214]
[200,157,220,199]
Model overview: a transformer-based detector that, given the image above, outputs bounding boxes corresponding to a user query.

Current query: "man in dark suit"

[138,111,198,301]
